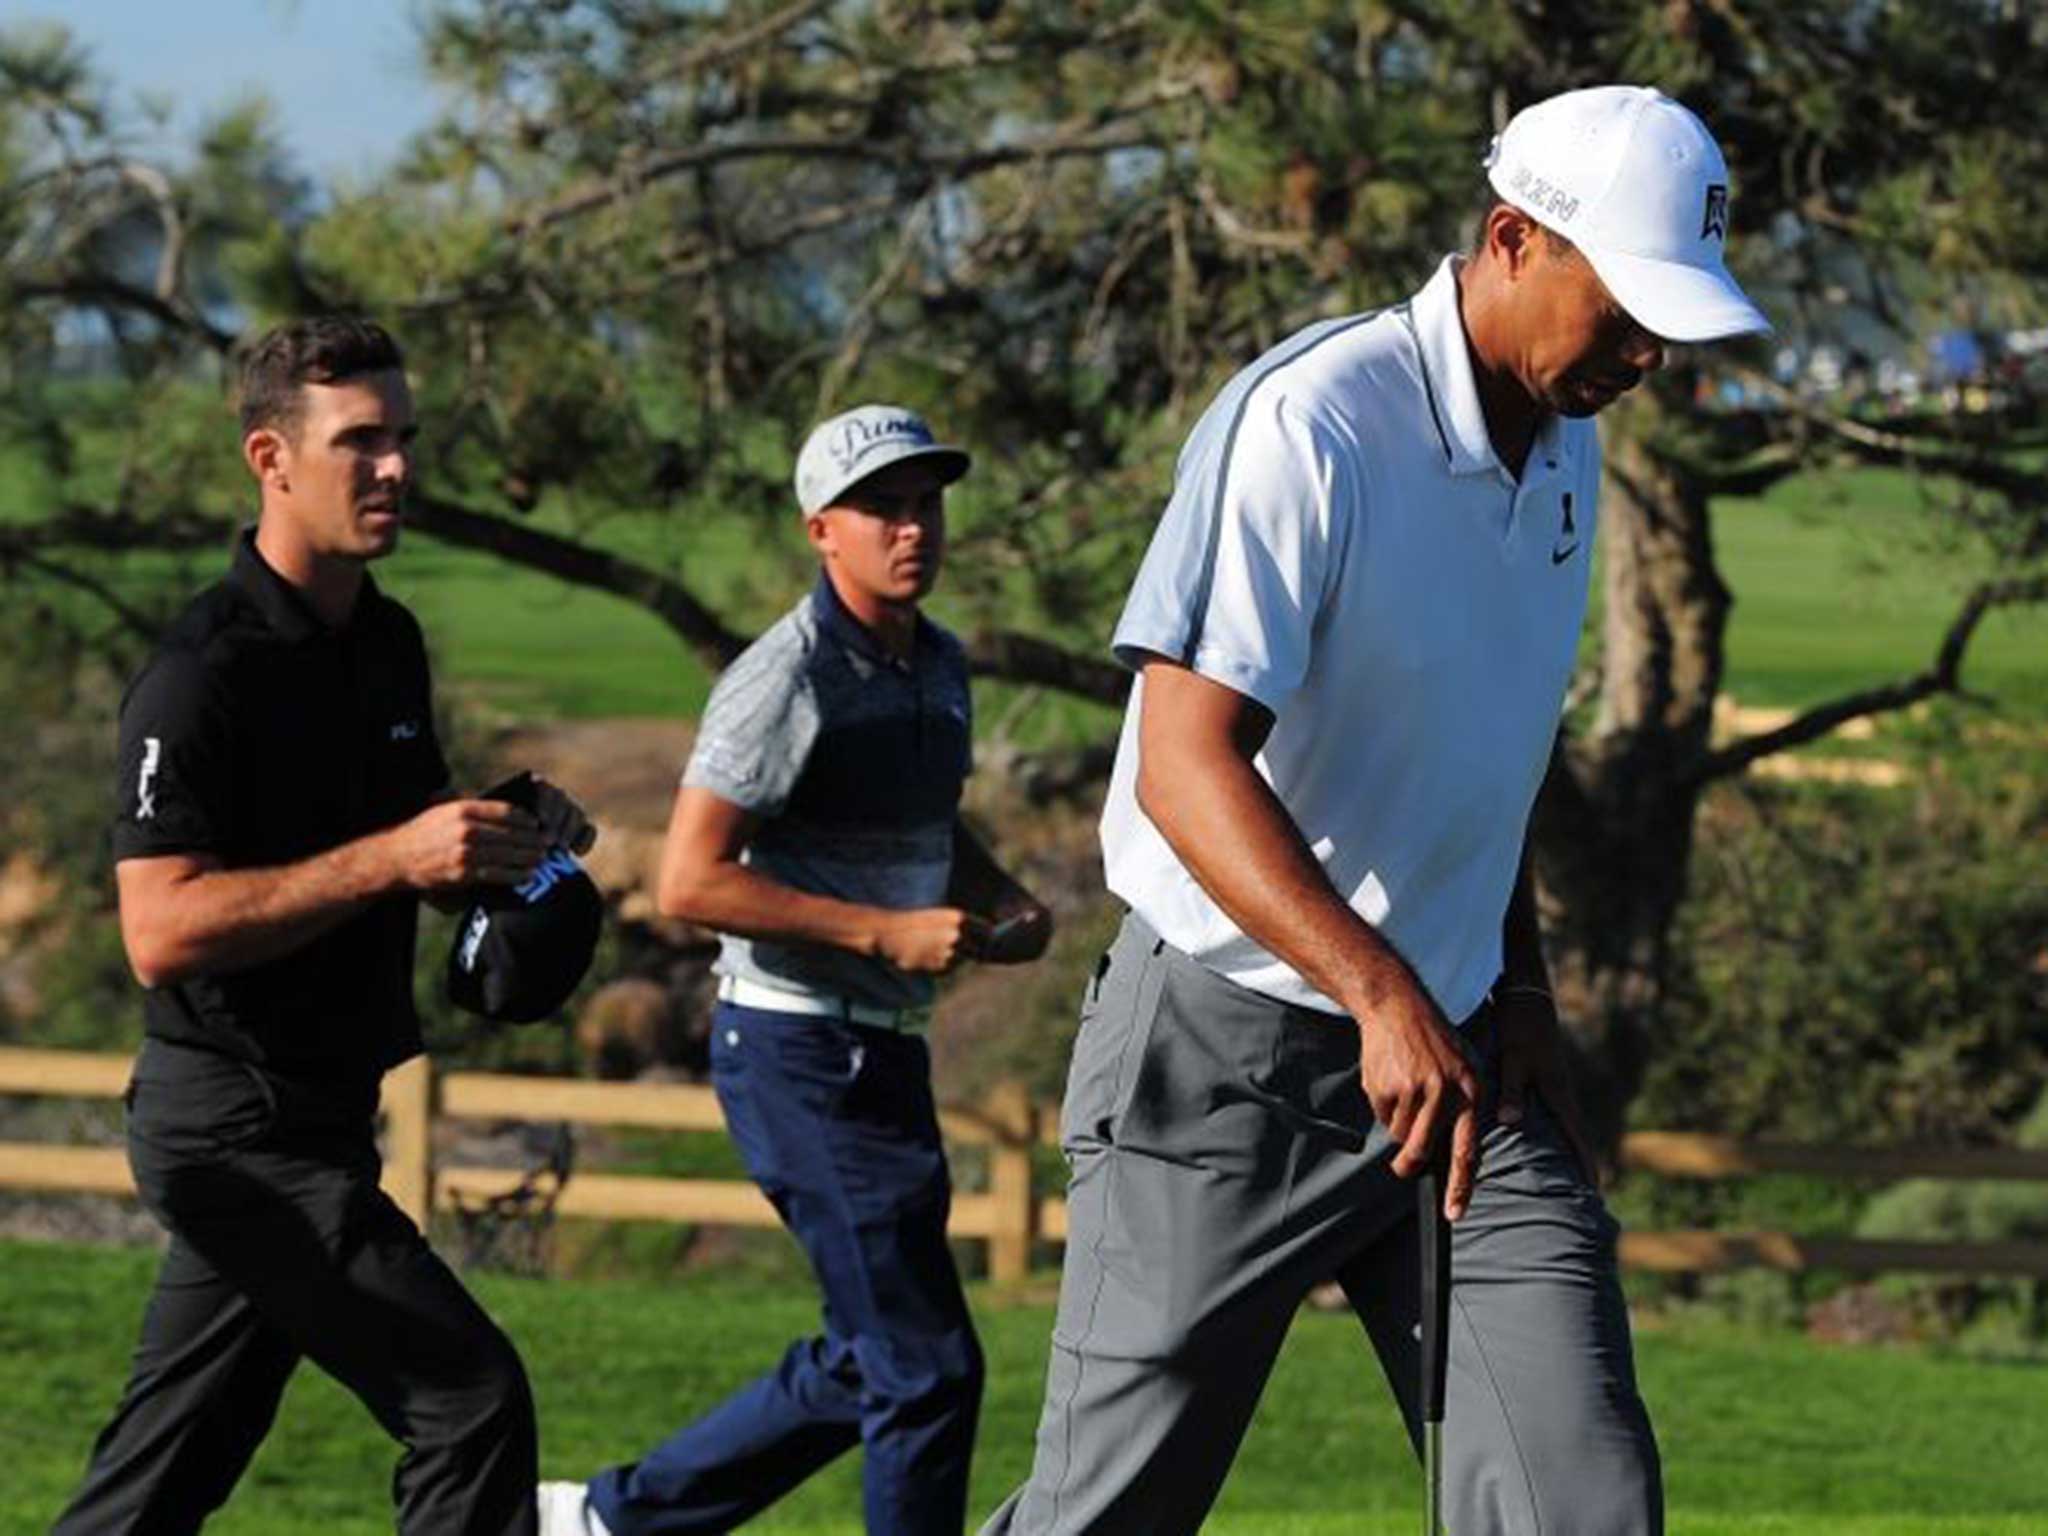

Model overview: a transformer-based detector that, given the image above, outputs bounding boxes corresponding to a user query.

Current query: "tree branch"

[1687,574,2048,785]
[1729,365,2047,504]
[406,491,749,673]
[1194,175,1312,254]
[0,548,164,642]
[650,0,837,83]
[815,195,933,415]
[10,274,235,352]
[510,124,1162,235]
[412,493,1131,705]
[998,738,1120,805]
[962,628,1128,707]
[12,487,1132,708]
[0,504,235,556]
[113,158,186,303]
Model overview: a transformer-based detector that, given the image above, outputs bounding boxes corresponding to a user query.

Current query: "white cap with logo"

[1486,84,1770,343]
[794,404,971,516]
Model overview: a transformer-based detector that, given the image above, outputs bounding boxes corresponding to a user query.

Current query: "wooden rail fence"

[6,1047,2048,1284]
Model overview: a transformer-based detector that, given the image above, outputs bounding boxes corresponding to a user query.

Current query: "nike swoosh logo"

[1551,542,1580,566]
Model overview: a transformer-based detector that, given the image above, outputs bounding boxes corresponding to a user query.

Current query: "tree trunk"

[1533,390,1730,1151]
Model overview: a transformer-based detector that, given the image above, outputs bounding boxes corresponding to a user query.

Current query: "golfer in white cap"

[983,86,1768,1536]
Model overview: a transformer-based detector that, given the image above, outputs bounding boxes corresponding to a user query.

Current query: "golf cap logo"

[1701,183,1729,241]
[828,413,933,476]
[1506,163,1580,225]
[514,848,582,906]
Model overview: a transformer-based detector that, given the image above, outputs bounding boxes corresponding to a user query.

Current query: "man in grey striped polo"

[985,87,1771,1534]
[541,404,1052,1536]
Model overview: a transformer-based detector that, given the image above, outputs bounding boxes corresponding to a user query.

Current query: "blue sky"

[6,0,443,184]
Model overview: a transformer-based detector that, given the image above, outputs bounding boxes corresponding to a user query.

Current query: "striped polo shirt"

[683,574,972,1010]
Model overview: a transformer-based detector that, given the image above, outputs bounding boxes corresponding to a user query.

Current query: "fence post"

[985,1079,1038,1285]
[382,1054,435,1230]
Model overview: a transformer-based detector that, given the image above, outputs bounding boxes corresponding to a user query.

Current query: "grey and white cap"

[793,403,971,516]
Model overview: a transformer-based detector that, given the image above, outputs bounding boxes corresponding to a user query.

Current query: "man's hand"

[875,908,992,974]
[1496,988,1600,1185]
[531,775,598,855]
[383,800,553,893]
[1357,978,1482,1221]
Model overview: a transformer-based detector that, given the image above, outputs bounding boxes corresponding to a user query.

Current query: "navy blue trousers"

[589,1002,984,1535]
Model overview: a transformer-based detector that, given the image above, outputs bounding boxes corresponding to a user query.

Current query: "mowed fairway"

[6,1240,2043,1535]
[1708,466,2048,713]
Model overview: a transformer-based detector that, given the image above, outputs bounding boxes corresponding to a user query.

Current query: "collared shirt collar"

[228,527,379,643]
[809,571,934,675]
[1404,254,1567,480]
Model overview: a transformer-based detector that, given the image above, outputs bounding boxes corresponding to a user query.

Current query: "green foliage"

[1644,718,2048,1146]
[1852,1086,2048,1352]
[1618,719,2048,1338]
[0,610,137,1051]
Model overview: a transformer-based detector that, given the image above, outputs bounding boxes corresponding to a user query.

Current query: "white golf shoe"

[536,1480,613,1536]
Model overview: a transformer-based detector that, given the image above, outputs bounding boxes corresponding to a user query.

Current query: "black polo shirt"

[110,531,451,1090]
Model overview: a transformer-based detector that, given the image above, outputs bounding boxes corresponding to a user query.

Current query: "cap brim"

[809,443,971,514]
[1585,246,1772,343]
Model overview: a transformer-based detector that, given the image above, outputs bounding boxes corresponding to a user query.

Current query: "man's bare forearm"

[661,859,894,958]
[120,833,402,987]
[122,798,551,987]
[1139,735,1423,1021]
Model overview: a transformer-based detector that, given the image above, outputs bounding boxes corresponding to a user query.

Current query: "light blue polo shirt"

[1100,255,1599,1023]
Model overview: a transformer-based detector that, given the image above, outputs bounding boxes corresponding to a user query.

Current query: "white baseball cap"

[1485,85,1770,343]
[793,403,971,516]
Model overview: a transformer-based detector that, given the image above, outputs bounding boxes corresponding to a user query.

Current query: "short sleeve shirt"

[682,575,972,1010]
[112,532,451,1089]
[1100,255,1600,1023]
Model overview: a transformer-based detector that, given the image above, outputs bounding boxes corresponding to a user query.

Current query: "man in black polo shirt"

[54,317,566,1536]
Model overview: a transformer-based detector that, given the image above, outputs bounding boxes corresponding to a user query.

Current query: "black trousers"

[52,1041,537,1536]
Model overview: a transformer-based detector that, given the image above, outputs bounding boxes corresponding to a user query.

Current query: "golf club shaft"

[1425,1423,1443,1536]
[1419,1161,1452,1536]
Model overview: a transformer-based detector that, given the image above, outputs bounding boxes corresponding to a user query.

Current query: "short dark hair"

[237,316,404,438]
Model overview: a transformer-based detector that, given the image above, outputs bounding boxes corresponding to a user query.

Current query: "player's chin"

[893,564,940,600]
[1550,378,1628,418]
[357,511,405,557]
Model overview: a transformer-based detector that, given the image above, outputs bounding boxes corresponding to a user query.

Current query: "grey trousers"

[982,914,1661,1536]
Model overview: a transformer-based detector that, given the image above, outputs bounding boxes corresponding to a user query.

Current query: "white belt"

[718,974,932,1032]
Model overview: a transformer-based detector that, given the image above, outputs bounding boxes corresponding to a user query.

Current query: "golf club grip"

[1418,1163,1453,1424]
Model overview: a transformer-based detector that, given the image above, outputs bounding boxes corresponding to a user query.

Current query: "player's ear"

[1485,204,1544,279]
[804,509,834,558]
[242,426,289,492]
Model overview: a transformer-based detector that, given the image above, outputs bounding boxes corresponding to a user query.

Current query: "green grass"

[7,1239,2045,1534]
[1710,467,2048,712]
[381,536,729,719]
